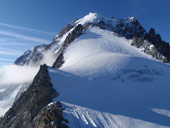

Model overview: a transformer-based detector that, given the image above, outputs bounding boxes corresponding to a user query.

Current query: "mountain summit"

[1,13,170,128]
[15,12,170,67]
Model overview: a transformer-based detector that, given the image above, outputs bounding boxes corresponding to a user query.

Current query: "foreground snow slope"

[48,26,170,127]
[49,57,170,128]
[63,102,169,128]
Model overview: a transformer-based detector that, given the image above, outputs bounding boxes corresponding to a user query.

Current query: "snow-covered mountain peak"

[1,13,170,128]
[124,16,136,22]
[15,12,170,68]
[128,16,135,21]
[75,12,137,26]
[75,12,99,25]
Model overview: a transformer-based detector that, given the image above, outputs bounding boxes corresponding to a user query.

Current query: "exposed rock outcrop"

[131,28,170,63]
[30,102,68,128]
[52,24,84,68]
[58,24,74,38]
[131,37,167,62]
[146,28,170,62]
[96,17,147,39]
[0,64,68,128]
[15,44,48,66]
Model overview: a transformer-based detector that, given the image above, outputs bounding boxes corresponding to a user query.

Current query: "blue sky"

[0,0,170,66]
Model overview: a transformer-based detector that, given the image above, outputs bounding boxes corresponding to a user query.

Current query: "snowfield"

[60,27,151,77]
[49,57,170,128]
[63,102,170,128]
[48,26,170,128]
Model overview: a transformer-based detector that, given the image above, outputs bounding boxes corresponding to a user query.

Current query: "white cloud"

[0,22,56,36]
[0,64,39,116]
[0,30,50,44]
[0,51,22,56]
[0,64,39,86]
[0,23,55,67]
[27,50,56,67]
[40,50,56,66]
[0,42,31,47]
[0,58,14,61]
[0,47,23,56]
[0,62,11,66]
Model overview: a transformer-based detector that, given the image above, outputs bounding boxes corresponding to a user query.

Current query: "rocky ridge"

[0,64,68,128]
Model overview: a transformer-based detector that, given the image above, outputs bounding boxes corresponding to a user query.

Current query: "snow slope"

[63,102,170,128]
[48,25,170,127]
[60,26,151,77]
[49,59,170,128]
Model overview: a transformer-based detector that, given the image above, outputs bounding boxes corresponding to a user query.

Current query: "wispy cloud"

[0,61,13,67]
[0,22,56,36]
[0,47,23,56]
[0,62,11,66]
[0,37,40,47]
[0,51,22,56]
[0,23,55,66]
[0,30,50,44]
[0,58,14,61]
[0,41,36,47]
[0,64,39,86]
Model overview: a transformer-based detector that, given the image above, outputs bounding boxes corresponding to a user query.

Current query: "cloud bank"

[0,65,39,86]
[0,64,39,117]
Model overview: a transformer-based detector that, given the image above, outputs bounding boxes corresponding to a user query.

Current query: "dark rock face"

[146,28,170,62]
[15,44,48,66]
[0,117,2,124]
[95,17,147,39]
[131,28,170,63]
[0,64,68,128]
[58,24,74,38]
[30,102,68,128]
[52,53,64,69]
[115,18,146,39]
[52,24,84,68]
[132,37,167,62]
